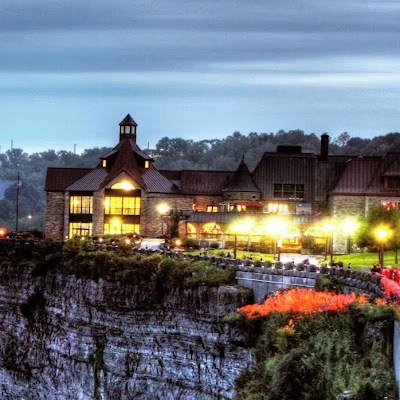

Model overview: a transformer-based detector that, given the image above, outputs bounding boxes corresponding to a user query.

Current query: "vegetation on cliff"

[0,238,236,305]
[227,287,398,400]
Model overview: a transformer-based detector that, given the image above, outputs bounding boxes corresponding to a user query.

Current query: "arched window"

[111,181,135,190]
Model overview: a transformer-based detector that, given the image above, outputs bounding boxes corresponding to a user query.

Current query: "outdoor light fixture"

[157,203,170,236]
[342,218,359,254]
[377,228,388,269]
[323,222,335,265]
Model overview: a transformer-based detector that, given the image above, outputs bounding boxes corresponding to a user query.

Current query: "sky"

[0,0,399,154]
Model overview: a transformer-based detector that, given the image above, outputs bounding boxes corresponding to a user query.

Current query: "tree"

[354,204,400,263]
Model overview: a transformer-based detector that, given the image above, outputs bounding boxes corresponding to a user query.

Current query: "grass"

[185,248,400,271]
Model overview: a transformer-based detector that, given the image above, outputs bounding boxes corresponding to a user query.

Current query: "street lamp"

[323,222,335,266]
[377,228,388,270]
[157,203,170,237]
[342,218,359,254]
[230,223,242,259]
[266,217,287,261]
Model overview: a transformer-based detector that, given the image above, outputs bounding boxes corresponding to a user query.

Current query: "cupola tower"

[119,114,137,142]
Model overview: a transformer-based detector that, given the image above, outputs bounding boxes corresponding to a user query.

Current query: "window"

[145,160,150,169]
[104,196,141,215]
[102,160,107,167]
[206,205,219,213]
[104,223,140,235]
[69,222,92,237]
[268,203,288,213]
[111,181,135,190]
[386,177,400,189]
[274,184,304,199]
[70,196,93,214]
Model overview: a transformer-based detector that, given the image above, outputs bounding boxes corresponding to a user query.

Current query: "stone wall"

[45,191,65,240]
[0,266,253,400]
[193,195,223,211]
[140,194,193,237]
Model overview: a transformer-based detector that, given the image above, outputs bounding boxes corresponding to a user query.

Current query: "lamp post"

[157,203,170,237]
[267,217,287,261]
[323,223,335,266]
[377,229,388,270]
[342,218,359,255]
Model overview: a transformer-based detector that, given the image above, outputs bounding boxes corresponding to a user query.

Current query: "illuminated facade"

[45,116,400,254]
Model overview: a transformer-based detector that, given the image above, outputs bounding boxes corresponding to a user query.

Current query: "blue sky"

[0,0,399,154]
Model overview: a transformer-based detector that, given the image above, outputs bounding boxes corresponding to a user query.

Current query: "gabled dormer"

[119,114,137,142]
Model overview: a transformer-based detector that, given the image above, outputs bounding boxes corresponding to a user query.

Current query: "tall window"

[104,196,141,215]
[274,184,304,199]
[70,196,93,214]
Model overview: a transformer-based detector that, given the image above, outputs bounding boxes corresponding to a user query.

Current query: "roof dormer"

[119,114,137,142]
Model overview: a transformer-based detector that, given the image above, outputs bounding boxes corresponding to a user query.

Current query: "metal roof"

[44,168,93,191]
[180,170,234,194]
[66,168,108,191]
[142,167,180,193]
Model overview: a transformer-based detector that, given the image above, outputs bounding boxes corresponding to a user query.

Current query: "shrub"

[183,238,200,249]
[210,241,220,249]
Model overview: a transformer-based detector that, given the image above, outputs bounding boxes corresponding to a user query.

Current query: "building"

[45,115,400,254]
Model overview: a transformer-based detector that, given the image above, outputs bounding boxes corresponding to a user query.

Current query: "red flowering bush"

[380,276,400,299]
[237,288,369,319]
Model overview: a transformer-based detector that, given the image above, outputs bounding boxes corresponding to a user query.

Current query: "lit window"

[145,160,150,169]
[102,160,107,167]
[206,205,219,212]
[104,223,140,235]
[69,222,92,237]
[111,181,135,190]
[268,203,288,213]
[104,196,141,215]
[70,196,93,214]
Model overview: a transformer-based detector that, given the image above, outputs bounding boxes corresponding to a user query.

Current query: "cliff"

[0,266,253,399]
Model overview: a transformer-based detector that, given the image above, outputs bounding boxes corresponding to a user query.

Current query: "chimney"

[320,134,329,161]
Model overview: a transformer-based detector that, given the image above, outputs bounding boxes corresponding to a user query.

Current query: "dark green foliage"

[230,303,398,400]
[183,237,200,249]
[168,208,180,238]
[314,275,340,293]
[210,241,220,249]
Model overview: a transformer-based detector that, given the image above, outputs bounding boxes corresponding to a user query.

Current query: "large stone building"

[45,115,400,254]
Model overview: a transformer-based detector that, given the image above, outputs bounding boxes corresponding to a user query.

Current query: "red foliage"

[237,288,368,319]
[380,277,400,299]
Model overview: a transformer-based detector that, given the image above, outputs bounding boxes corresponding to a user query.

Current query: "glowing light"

[112,219,120,226]
[111,181,135,190]
[176,239,182,247]
[0,228,6,237]
[157,203,170,215]
[125,238,131,245]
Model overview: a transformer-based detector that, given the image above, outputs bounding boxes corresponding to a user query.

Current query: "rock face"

[0,266,253,399]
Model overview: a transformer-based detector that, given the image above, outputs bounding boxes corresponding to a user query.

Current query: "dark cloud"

[0,0,399,152]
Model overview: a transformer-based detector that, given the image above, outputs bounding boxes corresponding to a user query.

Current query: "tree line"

[0,129,399,232]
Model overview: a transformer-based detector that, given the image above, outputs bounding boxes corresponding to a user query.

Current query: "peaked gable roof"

[119,114,137,126]
[223,157,261,192]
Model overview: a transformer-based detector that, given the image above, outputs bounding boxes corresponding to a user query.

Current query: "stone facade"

[44,191,65,241]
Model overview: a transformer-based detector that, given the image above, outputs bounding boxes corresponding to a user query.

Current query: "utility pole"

[15,171,21,232]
